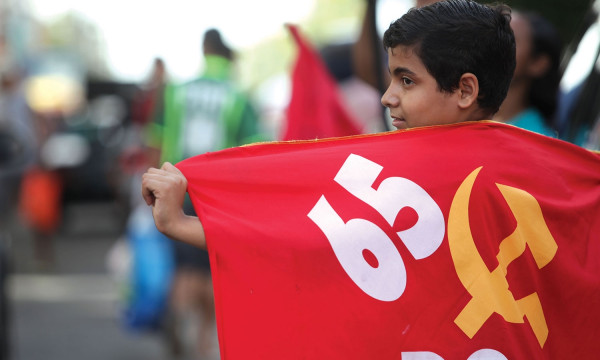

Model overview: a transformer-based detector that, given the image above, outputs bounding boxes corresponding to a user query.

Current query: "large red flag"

[281,25,363,140]
[177,121,600,360]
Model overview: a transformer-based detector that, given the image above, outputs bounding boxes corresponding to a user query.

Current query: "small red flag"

[281,25,362,141]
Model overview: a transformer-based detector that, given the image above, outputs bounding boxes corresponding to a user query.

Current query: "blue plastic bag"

[123,204,174,331]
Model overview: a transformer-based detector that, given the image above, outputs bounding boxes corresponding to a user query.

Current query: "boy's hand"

[141,162,187,234]
[141,162,207,248]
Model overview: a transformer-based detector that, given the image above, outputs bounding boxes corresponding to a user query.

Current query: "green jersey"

[158,55,262,164]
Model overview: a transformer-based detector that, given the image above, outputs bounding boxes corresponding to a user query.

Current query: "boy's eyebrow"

[389,66,416,77]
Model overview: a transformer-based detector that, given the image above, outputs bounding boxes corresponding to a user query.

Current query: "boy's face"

[382,45,462,130]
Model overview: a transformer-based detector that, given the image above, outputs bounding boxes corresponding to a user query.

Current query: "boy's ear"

[457,73,479,109]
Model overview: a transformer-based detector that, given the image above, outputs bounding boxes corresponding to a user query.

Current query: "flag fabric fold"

[281,25,362,141]
[177,121,600,360]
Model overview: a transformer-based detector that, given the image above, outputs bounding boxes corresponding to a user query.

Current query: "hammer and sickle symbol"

[448,167,557,348]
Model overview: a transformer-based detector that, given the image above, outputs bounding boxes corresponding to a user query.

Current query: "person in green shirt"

[155,28,264,359]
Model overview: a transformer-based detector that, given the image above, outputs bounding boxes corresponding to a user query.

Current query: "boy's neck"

[464,107,494,123]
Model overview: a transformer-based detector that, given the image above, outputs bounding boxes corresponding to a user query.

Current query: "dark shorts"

[173,196,211,272]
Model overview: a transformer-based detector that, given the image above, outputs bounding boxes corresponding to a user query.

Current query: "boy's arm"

[141,162,206,249]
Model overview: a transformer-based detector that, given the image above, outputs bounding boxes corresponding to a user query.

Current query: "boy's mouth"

[391,116,407,129]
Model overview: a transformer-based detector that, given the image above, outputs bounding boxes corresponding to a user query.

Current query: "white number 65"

[308,154,445,301]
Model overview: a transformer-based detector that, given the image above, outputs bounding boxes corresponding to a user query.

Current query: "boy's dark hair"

[383,0,516,114]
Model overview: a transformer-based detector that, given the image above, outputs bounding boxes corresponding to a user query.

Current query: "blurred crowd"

[0,0,599,359]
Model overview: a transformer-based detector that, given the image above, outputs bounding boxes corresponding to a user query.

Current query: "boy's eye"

[402,77,414,86]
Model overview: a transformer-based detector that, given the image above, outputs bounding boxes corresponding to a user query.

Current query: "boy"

[141,0,516,249]
[381,0,514,129]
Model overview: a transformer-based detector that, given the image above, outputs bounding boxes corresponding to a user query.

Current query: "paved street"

[5,201,170,360]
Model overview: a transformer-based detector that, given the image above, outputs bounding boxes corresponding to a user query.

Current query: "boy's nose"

[381,87,399,108]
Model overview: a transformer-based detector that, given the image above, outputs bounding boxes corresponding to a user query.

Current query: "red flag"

[281,25,362,141]
[177,122,600,360]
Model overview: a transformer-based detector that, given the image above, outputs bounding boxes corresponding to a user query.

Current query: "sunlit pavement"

[5,201,171,360]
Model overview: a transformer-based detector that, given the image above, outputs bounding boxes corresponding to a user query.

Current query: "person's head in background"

[203,28,233,60]
[494,11,562,130]
[381,0,516,129]
[148,57,167,87]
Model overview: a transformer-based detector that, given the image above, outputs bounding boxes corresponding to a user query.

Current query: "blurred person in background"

[493,10,562,137]
[130,57,168,170]
[0,68,35,350]
[157,28,264,359]
[0,66,36,229]
[120,57,169,210]
[13,68,68,271]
